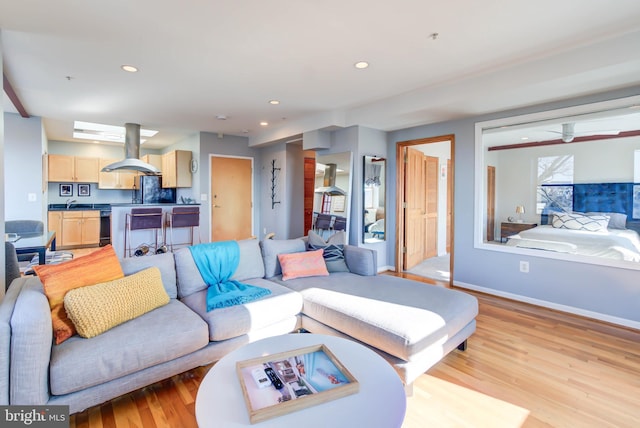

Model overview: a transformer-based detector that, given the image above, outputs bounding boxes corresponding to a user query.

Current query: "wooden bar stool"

[124,208,163,257]
[165,206,200,251]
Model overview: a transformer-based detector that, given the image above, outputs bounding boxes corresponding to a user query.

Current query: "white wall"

[494,135,640,225]
[4,114,45,222]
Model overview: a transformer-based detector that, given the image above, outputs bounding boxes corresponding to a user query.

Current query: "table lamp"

[515,205,525,223]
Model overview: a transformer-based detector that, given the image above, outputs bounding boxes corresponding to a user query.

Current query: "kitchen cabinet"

[60,210,100,247]
[48,155,99,182]
[141,154,163,173]
[162,150,192,188]
[98,158,137,189]
[48,211,63,241]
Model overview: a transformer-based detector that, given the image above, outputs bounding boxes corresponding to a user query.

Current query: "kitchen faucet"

[66,198,77,209]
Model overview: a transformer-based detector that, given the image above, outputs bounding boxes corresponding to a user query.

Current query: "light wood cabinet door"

[48,155,99,182]
[98,159,120,188]
[59,210,100,247]
[48,154,75,182]
[48,211,63,238]
[61,211,84,247]
[82,212,101,245]
[142,154,163,173]
[162,150,192,188]
[98,159,136,189]
[74,157,99,182]
[162,152,176,187]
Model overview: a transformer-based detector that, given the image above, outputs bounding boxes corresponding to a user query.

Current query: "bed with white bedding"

[506,224,640,261]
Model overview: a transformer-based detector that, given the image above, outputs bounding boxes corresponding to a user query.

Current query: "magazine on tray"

[236,344,359,424]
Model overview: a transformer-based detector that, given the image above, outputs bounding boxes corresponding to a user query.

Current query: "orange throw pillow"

[277,249,329,281]
[34,244,125,344]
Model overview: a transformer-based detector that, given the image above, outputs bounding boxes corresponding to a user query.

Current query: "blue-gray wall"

[388,85,640,327]
[4,114,45,222]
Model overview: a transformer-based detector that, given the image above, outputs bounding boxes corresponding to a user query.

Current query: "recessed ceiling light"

[121,65,138,73]
[521,137,529,140]
[216,115,228,120]
[260,121,269,126]
[354,61,369,69]
[269,100,280,105]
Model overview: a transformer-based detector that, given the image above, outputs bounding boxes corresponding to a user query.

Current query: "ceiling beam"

[3,72,29,118]
[488,130,640,151]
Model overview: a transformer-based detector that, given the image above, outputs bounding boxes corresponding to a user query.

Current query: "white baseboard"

[378,265,394,273]
[454,280,640,331]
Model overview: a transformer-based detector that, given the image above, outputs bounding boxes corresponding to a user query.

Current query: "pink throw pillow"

[277,249,329,281]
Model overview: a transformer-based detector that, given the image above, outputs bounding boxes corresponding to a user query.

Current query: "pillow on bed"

[586,212,627,229]
[552,212,610,232]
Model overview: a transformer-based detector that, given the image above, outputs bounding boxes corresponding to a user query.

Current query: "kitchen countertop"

[48,203,113,211]
[110,203,200,208]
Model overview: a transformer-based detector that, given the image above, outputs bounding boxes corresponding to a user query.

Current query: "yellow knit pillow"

[64,267,169,339]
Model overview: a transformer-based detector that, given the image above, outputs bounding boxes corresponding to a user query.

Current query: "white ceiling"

[2,0,640,149]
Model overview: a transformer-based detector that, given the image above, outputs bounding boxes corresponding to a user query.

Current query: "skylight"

[73,121,158,144]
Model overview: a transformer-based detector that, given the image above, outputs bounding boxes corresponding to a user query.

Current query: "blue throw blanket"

[188,241,271,311]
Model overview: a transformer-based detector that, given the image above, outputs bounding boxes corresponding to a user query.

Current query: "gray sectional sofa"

[0,238,478,414]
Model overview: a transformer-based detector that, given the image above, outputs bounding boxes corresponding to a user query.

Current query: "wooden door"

[211,156,253,241]
[404,147,426,270]
[425,155,438,258]
[446,159,452,253]
[303,158,316,234]
[487,165,496,242]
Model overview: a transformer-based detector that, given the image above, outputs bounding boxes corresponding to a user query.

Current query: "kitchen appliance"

[100,123,160,174]
[96,204,112,246]
[133,175,176,204]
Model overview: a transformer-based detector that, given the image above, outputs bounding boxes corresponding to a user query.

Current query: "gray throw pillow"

[307,230,350,273]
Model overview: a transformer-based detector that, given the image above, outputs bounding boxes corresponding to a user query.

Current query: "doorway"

[396,135,454,285]
[210,155,253,241]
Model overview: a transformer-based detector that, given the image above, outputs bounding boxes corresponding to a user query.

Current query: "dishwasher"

[99,207,112,246]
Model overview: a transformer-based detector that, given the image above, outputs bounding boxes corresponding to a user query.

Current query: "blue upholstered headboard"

[540,182,640,232]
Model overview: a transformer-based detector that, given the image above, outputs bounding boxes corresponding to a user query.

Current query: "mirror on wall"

[363,155,386,242]
[475,95,640,270]
[311,152,353,241]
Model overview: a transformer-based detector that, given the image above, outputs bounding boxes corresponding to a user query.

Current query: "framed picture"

[236,344,358,424]
[59,184,73,197]
[78,184,91,197]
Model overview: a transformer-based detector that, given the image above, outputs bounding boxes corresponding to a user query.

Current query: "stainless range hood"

[100,123,160,174]
[314,163,346,196]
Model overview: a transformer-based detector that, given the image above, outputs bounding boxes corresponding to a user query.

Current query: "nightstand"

[500,222,537,242]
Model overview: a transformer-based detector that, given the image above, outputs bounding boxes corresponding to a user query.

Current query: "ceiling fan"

[547,122,621,142]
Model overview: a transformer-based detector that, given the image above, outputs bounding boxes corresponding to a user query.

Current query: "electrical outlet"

[519,261,530,273]
[27,193,37,202]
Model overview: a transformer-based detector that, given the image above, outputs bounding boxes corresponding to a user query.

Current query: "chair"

[165,206,200,251]
[124,208,164,257]
[5,220,44,262]
[5,241,20,290]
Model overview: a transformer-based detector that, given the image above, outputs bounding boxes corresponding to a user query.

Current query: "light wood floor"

[68,269,640,428]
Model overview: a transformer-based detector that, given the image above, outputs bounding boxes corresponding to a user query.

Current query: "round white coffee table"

[195,334,406,427]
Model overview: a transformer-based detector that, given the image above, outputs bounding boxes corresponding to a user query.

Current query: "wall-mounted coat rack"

[271,159,281,209]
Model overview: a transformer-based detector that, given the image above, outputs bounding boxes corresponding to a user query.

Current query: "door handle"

[213,204,222,208]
